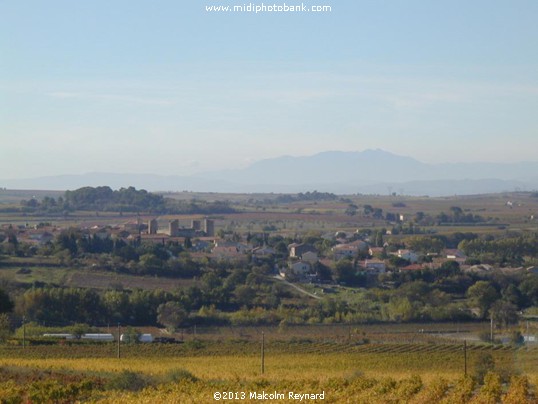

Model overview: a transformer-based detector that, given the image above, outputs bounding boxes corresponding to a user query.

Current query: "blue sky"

[1,1,537,179]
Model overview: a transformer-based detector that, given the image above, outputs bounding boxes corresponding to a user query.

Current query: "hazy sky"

[1,1,537,179]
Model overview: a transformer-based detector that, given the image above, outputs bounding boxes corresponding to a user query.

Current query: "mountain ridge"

[3,149,538,196]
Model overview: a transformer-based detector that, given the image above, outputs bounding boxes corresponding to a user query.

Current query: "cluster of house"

[1,223,58,246]
[280,238,470,280]
[0,221,475,268]
[4,221,536,282]
[0,218,215,249]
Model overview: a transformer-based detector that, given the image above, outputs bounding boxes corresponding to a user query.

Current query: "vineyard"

[0,340,536,403]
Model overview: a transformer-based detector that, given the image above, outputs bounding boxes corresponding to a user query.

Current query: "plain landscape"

[0,185,537,402]
[3,1,538,401]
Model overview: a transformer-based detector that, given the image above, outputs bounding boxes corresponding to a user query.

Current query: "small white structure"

[81,333,114,342]
[397,249,419,263]
[445,249,467,260]
[43,333,75,339]
[369,247,385,257]
[120,333,154,343]
[120,333,133,343]
[139,333,154,343]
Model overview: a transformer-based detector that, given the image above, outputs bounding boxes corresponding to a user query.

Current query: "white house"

[290,261,311,276]
[252,246,275,258]
[28,231,55,245]
[288,243,317,259]
[332,244,357,260]
[332,240,367,261]
[445,249,467,260]
[397,249,419,263]
[302,251,319,264]
[363,259,386,274]
[369,247,385,257]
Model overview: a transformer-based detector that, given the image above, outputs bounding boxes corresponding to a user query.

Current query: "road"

[273,275,322,300]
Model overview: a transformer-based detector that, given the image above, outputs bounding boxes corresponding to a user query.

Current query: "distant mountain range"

[3,149,538,196]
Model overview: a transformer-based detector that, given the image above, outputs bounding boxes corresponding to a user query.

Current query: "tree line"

[0,260,535,330]
[16,186,236,215]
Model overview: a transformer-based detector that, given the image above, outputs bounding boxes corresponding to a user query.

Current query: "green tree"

[102,290,130,323]
[313,262,332,282]
[467,281,500,319]
[0,313,12,342]
[404,236,445,254]
[122,326,141,344]
[139,253,164,274]
[345,204,358,216]
[363,204,373,216]
[519,276,538,306]
[490,300,519,327]
[396,281,430,303]
[384,297,416,322]
[0,289,14,313]
[234,285,257,307]
[157,301,187,332]
[502,284,523,308]
[333,259,356,285]
[374,231,384,247]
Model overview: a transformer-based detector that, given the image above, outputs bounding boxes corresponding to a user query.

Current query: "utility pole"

[490,316,494,343]
[117,323,121,359]
[526,321,530,351]
[463,339,467,376]
[22,316,26,349]
[261,332,265,375]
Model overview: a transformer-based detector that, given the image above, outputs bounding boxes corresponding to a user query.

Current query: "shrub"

[27,380,94,403]
[162,368,198,384]
[0,381,23,404]
[105,370,152,391]
[478,330,493,343]
[477,372,502,403]
[509,330,524,346]
[503,375,531,404]
[473,352,495,384]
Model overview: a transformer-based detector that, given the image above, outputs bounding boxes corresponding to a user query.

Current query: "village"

[0,189,536,335]
[3,213,531,287]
